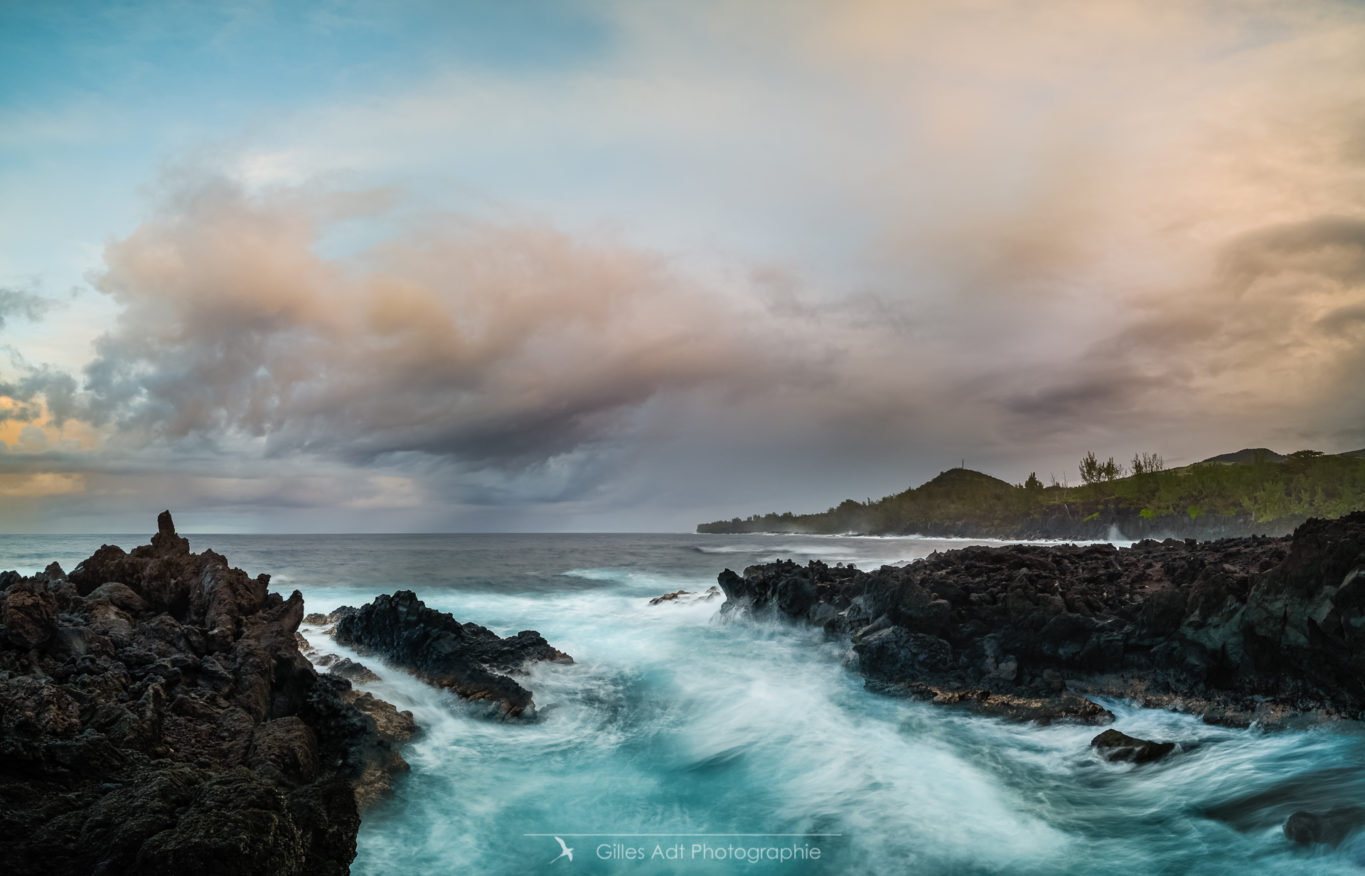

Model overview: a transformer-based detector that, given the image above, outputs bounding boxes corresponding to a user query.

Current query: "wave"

[208,534,1365,874]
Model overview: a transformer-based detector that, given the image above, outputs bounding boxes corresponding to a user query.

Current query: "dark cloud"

[1318,304,1365,336]
[0,366,79,425]
[1219,217,1365,292]
[987,209,1365,455]
[1001,372,1166,424]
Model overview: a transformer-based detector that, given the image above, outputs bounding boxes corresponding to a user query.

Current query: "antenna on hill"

[961,458,965,469]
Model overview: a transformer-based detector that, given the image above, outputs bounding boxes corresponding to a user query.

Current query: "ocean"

[4,531,1364,874]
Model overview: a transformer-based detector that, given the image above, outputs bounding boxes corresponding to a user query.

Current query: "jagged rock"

[1090,729,1176,764]
[328,657,380,684]
[718,512,1365,725]
[854,627,954,680]
[342,690,416,807]
[0,511,411,876]
[304,607,355,627]
[88,581,149,614]
[334,590,571,718]
[0,579,59,649]
[649,586,722,605]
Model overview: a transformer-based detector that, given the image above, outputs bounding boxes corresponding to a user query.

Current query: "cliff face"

[0,512,406,876]
[719,512,1365,727]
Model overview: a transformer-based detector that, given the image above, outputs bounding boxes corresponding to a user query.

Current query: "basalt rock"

[0,512,411,876]
[1090,729,1176,764]
[719,512,1365,726]
[334,590,571,719]
[329,657,381,684]
[649,586,722,605]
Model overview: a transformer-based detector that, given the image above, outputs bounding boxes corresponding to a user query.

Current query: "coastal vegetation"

[697,448,1365,539]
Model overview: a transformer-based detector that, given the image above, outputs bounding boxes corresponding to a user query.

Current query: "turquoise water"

[4,532,1365,874]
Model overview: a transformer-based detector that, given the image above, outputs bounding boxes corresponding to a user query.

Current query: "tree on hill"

[1024,472,1043,491]
[1131,452,1164,475]
[1286,449,1324,473]
[1080,452,1124,484]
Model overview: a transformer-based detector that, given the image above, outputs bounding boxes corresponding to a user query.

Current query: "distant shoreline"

[699,448,1365,541]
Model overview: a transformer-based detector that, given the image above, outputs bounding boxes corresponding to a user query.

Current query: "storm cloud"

[80,175,825,468]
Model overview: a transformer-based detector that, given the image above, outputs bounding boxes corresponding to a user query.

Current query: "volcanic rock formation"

[719,512,1365,727]
[0,512,412,876]
[332,590,572,718]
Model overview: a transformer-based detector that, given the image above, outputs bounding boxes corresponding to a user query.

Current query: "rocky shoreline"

[0,514,577,875]
[0,512,414,875]
[701,505,1303,542]
[718,511,1365,728]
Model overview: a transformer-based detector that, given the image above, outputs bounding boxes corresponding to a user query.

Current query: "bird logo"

[550,836,574,864]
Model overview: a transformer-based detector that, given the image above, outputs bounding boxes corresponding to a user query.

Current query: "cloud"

[0,363,79,427]
[0,288,55,330]
[81,173,819,472]
[1319,304,1365,336]
[0,472,85,498]
[1220,217,1365,292]
[6,0,1365,529]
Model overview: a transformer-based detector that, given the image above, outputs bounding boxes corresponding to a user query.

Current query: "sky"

[1,0,1364,533]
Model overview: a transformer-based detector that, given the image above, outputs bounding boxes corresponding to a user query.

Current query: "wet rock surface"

[328,657,381,684]
[0,512,410,876]
[649,586,722,605]
[1090,729,1176,764]
[333,590,572,718]
[1283,807,1365,847]
[719,512,1365,726]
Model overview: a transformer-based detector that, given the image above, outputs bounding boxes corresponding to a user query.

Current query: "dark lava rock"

[718,512,1365,725]
[329,657,381,684]
[649,586,722,606]
[1090,729,1176,764]
[0,511,411,876]
[1284,807,1365,846]
[334,590,571,718]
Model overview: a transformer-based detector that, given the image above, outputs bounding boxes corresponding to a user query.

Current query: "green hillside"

[697,449,1365,539]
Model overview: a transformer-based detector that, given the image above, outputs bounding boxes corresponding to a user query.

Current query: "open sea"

[4,531,1365,875]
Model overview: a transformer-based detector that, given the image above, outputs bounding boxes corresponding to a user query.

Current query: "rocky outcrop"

[0,512,410,876]
[334,590,571,718]
[649,586,722,605]
[718,512,1365,726]
[1090,729,1175,764]
[329,657,381,684]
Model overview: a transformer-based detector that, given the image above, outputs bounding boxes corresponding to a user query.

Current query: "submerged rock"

[334,590,571,719]
[717,512,1365,725]
[0,511,410,876]
[1090,729,1176,764]
[1284,808,1365,847]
